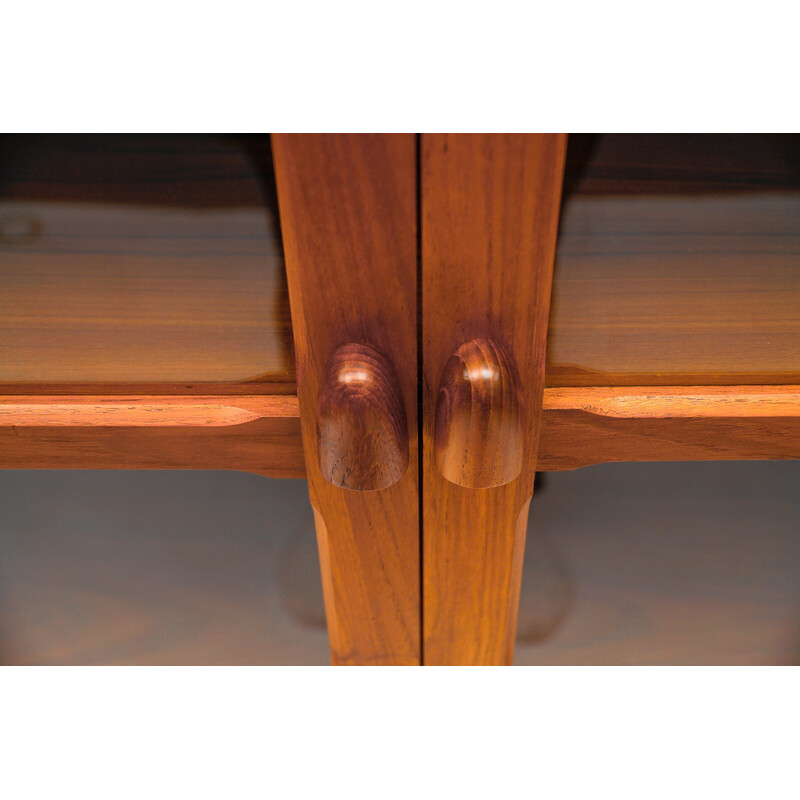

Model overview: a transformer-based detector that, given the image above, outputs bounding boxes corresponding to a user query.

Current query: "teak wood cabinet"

[1,133,799,665]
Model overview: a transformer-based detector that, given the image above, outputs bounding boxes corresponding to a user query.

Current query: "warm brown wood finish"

[3,385,797,477]
[537,385,800,470]
[318,343,408,491]
[435,338,524,488]
[548,135,800,388]
[545,385,800,418]
[0,395,304,477]
[0,383,297,397]
[0,394,299,426]
[3,134,799,667]
[422,133,567,665]
[272,134,419,665]
[0,134,294,385]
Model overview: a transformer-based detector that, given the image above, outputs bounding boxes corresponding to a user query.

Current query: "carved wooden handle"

[317,343,409,491]
[435,338,525,488]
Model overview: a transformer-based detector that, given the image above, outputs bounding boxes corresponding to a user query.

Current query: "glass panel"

[546,134,800,386]
[0,134,294,383]
[0,471,327,665]
[516,461,800,665]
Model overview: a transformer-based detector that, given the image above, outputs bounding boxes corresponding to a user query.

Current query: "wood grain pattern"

[546,143,800,386]
[537,385,800,470]
[435,338,524,488]
[3,383,796,478]
[422,133,567,665]
[0,134,294,385]
[0,394,298,426]
[0,382,297,397]
[543,385,800,418]
[318,343,408,491]
[272,134,420,665]
[4,133,799,671]
[0,395,304,477]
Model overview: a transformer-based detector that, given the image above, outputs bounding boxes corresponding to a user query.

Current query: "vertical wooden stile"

[421,133,567,664]
[273,135,420,665]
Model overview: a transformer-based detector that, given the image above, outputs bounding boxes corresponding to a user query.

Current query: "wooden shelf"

[0,135,295,386]
[546,134,800,387]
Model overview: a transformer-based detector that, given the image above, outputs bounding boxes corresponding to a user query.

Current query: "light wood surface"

[544,385,800,418]
[0,134,294,385]
[3,383,799,477]
[538,385,800,470]
[0,394,298,426]
[547,139,800,387]
[272,134,420,665]
[422,133,567,665]
[0,395,303,477]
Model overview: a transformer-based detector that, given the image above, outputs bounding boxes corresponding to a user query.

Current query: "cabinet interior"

[546,134,800,387]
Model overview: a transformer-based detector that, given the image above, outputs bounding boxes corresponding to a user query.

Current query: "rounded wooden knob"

[435,338,525,488]
[317,343,409,491]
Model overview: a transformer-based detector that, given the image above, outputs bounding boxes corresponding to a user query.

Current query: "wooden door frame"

[420,134,568,665]
[272,134,420,665]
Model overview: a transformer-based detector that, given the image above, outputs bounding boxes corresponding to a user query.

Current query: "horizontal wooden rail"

[1,386,799,475]
[537,385,800,470]
[0,395,298,426]
[543,386,800,418]
[0,395,303,477]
